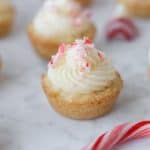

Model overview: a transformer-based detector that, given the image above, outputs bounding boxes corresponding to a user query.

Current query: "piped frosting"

[47,38,117,97]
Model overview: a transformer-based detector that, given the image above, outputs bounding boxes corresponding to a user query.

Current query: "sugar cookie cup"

[28,0,96,59]
[0,1,15,36]
[117,0,150,18]
[42,38,123,120]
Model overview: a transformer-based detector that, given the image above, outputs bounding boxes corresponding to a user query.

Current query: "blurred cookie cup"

[117,0,150,18]
[28,0,96,59]
[0,0,15,36]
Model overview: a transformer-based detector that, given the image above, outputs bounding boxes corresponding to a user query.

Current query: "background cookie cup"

[0,4,15,36]
[42,73,123,120]
[28,24,96,59]
[118,0,150,18]
[28,0,96,59]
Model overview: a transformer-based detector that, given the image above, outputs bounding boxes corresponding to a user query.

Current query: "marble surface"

[0,0,150,149]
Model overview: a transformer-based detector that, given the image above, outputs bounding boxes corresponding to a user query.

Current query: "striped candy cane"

[84,121,150,150]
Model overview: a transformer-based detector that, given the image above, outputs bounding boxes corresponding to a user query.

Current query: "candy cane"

[84,121,150,150]
[106,17,138,41]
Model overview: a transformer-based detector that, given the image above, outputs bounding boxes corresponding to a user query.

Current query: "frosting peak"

[49,38,105,72]
[47,38,117,97]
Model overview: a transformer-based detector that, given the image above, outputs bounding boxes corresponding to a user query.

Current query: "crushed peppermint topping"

[86,63,89,67]
[50,59,53,64]
[74,37,93,46]
[58,43,66,53]
[71,9,92,28]
[84,38,92,44]
[79,61,91,73]
[48,38,105,70]
[48,59,53,68]
[98,51,105,59]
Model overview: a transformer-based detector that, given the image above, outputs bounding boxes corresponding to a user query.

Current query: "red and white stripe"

[106,17,138,41]
[84,121,150,150]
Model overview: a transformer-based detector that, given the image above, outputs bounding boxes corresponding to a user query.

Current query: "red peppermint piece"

[98,51,105,59]
[58,44,66,53]
[48,59,53,67]
[50,59,53,64]
[106,17,138,41]
[86,63,89,67]
[84,38,92,44]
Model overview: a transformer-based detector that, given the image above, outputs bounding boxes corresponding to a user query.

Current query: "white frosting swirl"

[33,0,92,42]
[47,38,117,96]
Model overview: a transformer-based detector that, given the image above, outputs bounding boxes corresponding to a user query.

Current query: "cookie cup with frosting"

[42,38,123,120]
[117,0,150,18]
[28,0,96,59]
[0,0,15,36]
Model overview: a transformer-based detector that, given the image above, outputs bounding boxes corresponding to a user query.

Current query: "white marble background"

[0,0,150,149]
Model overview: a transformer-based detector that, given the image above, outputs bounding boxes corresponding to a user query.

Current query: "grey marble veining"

[0,0,150,150]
